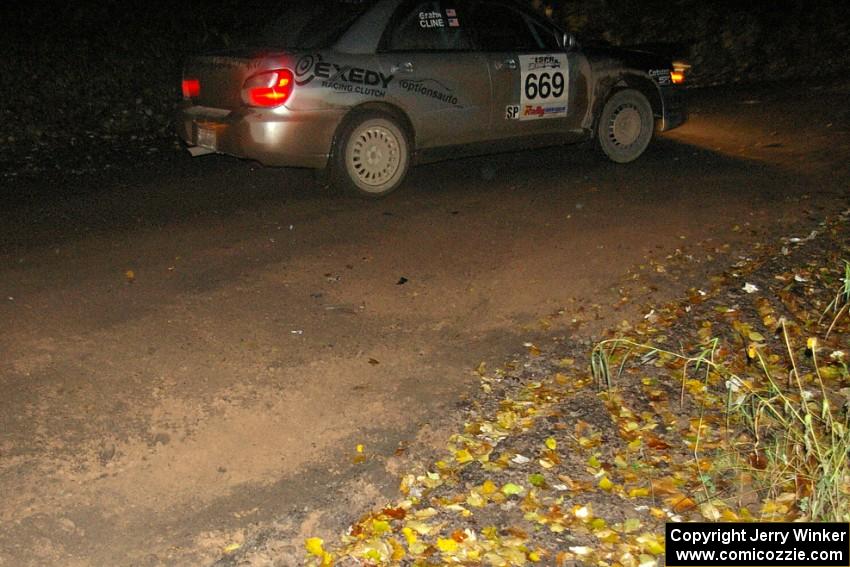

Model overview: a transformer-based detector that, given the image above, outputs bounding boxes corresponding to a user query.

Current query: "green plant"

[821,259,850,339]
[591,327,850,521]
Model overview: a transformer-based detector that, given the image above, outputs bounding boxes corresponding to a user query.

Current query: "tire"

[332,112,410,198]
[596,89,654,164]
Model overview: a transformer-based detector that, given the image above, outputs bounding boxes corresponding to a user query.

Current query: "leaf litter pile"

[305,209,850,566]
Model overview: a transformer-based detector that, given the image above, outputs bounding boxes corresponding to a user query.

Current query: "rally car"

[177,0,687,198]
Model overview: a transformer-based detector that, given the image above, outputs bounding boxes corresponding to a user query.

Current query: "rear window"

[386,1,472,51]
[249,0,376,49]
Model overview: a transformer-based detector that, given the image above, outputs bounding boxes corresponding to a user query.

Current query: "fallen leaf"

[501,482,524,496]
[305,537,325,557]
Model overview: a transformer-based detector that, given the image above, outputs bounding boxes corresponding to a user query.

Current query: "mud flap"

[187,146,215,157]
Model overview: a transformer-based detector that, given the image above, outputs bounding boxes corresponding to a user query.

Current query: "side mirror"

[563,32,577,50]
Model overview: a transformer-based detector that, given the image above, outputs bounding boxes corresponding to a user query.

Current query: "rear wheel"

[596,89,654,163]
[332,112,410,198]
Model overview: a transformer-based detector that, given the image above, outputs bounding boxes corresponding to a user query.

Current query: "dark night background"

[1,1,849,179]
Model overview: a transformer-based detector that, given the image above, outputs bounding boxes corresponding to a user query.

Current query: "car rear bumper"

[176,103,345,169]
[658,86,687,132]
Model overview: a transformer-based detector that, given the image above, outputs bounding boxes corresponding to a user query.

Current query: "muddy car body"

[177,0,687,197]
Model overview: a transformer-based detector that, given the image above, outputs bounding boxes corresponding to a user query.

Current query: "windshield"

[248,0,376,50]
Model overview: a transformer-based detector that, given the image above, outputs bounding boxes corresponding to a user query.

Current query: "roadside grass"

[592,316,850,522]
[291,209,850,567]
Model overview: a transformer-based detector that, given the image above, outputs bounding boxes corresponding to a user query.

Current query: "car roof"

[336,0,402,53]
[334,0,564,54]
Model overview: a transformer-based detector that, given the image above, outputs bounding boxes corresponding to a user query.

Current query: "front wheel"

[596,89,654,164]
[332,112,410,198]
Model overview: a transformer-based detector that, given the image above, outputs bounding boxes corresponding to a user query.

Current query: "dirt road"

[1,80,849,566]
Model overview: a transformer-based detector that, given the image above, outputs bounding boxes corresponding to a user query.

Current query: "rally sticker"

[517,53,568,120]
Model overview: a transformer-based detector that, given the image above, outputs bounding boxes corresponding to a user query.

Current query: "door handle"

[495,58,518,71]
[391,62,414,73]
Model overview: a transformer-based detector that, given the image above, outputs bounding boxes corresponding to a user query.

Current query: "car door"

[377,0,491,148]
[470,1,581,142]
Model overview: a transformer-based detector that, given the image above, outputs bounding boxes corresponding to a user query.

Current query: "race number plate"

[196,125,216,150]
[518,53,568,120]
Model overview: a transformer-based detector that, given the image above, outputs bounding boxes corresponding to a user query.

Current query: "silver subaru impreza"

[177,0,687,197]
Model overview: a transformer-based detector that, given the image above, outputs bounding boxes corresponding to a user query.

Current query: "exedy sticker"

[295,54,394,97]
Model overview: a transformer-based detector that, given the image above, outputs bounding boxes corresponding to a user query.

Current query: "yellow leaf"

[406,520,432,535]
[637,533,665,555]
[356,444,364,453]
[628,438,642,451]
[467,491,486,507]
[437,538,459,553]
[623,518,642,533]
[402,527,417,545]
[628,487,650,498]
[700,502,721,521]
[414,507,438,519]
[455,449,473,463]
[223,543,241,553]
[598,477,613,491]
[371,519,391,535]
[539,458,555,469]
[481,480,497,495]
[497,410,517,430]
[595,528,619,544]
[545,437,557,450]
[502,482,524,496]
[386,538,405,561]
[305,537,325,557]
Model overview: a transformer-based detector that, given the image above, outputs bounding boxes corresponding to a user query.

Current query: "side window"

[528,18,561,51]
[386,1,472,51]
[472,3,540,52]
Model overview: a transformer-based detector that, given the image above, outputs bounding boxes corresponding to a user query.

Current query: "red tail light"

[182,78,200,99]
[242,69,294,107]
